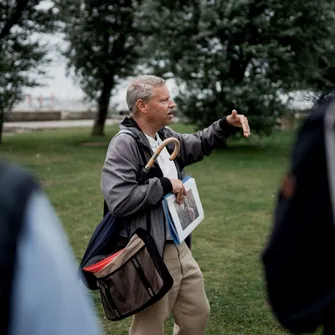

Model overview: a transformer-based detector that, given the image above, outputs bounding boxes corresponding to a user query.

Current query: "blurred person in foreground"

[0,160,101,335]
[262,91,335,335]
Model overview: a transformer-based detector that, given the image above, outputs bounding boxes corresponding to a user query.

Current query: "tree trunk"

[92,82,113,136]
[0,111,4,144]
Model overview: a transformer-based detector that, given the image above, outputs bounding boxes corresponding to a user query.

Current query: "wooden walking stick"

[142,137,180,173]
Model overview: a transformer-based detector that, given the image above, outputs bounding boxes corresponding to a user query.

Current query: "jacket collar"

[119,116,183,178]
[120,116,142,131]
[119,117,154,153]
[120,117,169,145]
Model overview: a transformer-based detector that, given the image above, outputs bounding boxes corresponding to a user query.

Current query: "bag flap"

[94,233,145,278]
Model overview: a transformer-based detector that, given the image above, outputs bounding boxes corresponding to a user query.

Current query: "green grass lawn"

[1,124,315,334]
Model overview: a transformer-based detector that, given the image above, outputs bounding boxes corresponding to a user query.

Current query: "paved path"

[3,119,120,132]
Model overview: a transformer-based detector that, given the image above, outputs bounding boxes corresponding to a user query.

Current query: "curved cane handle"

[144,137,180,171]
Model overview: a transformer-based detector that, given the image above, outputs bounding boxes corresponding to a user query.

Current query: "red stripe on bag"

[83,249,124,273]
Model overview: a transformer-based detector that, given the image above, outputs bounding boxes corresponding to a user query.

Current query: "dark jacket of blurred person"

[262,92,335,335]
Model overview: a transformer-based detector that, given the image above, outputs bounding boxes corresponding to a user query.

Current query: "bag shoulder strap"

[117,129,148,164]
[0,161,39,335]
[116,130,151,232]
[103,129,148,217]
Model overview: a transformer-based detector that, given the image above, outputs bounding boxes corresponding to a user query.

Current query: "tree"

[55,0,144,136]
[141,0,335,136]
[0,0,57,143]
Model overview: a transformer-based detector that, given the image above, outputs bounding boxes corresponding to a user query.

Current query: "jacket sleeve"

[101,134,172,217]
[168,116,235,167]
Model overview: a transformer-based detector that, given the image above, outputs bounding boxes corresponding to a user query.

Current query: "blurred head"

[314,90,335,108]
[126,75,176,128]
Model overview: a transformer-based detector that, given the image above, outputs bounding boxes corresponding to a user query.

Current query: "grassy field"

[1,124,312,334]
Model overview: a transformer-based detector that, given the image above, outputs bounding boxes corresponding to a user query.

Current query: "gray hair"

[126,75,165,114]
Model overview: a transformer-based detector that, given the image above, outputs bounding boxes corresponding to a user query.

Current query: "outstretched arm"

[169,110,250,167]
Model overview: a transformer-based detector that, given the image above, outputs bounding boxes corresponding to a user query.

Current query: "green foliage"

[141,0,335,135]
[0,0,57,142]
[55,0,144,135]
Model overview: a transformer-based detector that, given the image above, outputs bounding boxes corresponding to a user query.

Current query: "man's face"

[144,85,176,127]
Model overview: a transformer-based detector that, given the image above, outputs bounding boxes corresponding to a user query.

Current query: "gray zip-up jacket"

[101,116,234,256]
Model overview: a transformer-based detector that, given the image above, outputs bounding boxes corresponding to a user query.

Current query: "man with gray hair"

[101,75,250,335]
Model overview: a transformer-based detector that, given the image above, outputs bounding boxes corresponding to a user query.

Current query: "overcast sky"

[25,34,86,99]
[22,32,134,112]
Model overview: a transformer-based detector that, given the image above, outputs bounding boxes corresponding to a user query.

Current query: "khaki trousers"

[129,241,210,335]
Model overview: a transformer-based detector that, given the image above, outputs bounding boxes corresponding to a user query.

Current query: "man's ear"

[136,99,147,114]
